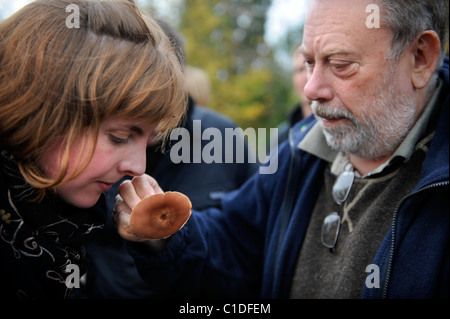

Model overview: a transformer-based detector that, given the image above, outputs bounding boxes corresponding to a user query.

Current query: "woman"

[0,0,186,298]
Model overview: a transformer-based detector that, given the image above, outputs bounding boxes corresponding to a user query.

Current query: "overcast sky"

[265,0,307,46]
[0,0,31,18]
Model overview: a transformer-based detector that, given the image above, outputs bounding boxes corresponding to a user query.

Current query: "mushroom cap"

[129,191,192,239]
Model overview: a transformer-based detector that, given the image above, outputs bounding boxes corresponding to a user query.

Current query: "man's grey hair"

[380,0,449,69]
[304,0,448,68]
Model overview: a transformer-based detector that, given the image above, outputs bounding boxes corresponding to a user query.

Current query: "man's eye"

[330,62,358,76]
[304,60,315,72]
[332,63,348,69]
[331,61,350,70]
[108,135,129,145]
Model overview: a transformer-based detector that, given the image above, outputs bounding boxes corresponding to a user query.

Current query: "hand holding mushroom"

[113,174,192,242]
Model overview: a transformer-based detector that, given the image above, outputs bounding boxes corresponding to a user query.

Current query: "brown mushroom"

[129,191,192,239]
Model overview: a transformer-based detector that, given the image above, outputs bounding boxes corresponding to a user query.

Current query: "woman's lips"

[97,181,114,192]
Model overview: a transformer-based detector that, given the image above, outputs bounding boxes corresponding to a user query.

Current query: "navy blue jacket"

[130,59,449,299]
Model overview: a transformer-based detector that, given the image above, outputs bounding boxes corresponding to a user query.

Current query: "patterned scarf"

[0,147,106,299]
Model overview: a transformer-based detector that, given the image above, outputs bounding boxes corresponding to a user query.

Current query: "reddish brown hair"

[0,0,186,195]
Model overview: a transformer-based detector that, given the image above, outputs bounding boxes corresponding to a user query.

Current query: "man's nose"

[304,65,334,103]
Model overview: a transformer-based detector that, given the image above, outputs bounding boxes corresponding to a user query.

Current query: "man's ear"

[411,30,441,89]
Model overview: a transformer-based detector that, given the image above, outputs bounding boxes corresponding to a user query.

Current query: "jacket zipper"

[382,180,449,299]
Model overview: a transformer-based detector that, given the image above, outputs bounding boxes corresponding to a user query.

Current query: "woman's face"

[39,117,157,208]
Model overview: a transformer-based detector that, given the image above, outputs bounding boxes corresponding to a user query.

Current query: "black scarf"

[0,147,106,299]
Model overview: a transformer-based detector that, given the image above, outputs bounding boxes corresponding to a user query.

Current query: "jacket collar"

[416,57,449,188]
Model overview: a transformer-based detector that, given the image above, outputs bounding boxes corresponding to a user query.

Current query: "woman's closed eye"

[108,134,130,145]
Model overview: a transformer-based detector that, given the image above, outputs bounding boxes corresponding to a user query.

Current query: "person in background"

[273,44,313,148]
[114,0,449,299]
[185,66,212,107]
[75,16,258,299]
[0,0,185,299]
[291,45,313,119]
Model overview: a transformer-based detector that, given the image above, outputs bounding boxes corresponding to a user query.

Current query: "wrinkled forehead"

[304,0,377,34]
[302,0,392,56]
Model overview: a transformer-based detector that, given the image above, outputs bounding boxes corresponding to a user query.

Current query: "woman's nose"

[118,147,146,177]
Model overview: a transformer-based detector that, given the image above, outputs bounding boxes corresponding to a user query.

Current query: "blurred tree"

[140,0,296,131]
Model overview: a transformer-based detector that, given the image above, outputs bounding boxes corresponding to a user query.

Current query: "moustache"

[312,101,355,122]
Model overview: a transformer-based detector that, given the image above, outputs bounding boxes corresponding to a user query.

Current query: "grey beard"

[312,75,417,160]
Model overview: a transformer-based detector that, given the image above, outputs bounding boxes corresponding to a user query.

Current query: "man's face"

[301,0,419,160]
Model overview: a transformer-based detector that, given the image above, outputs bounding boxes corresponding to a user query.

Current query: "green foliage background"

[140,0,303,131]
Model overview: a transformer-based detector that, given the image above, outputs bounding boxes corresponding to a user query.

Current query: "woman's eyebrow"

[110,125,144,135]
[128,125,144,135]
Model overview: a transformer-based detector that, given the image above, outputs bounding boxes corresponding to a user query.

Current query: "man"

[114,0,448,298]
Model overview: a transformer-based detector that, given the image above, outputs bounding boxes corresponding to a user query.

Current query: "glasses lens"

[321,212,341,248]
[332,171,354,204]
